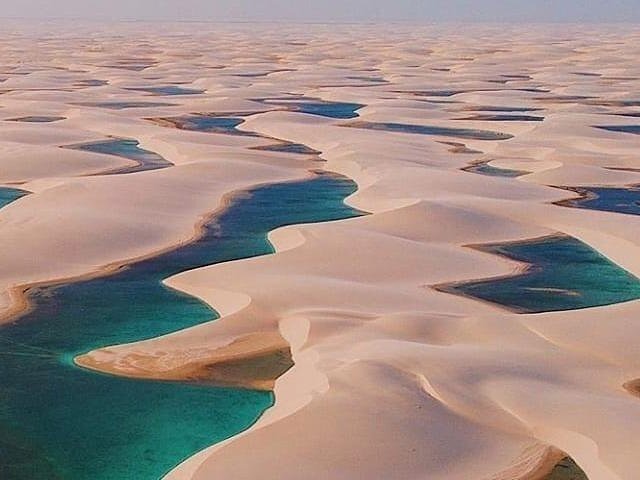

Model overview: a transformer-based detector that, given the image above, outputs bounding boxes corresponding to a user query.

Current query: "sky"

[1,0,639,23]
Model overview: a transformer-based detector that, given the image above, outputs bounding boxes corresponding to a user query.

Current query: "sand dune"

[2,21,640,480]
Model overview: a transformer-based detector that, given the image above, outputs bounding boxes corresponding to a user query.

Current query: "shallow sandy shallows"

[2,21,640,480]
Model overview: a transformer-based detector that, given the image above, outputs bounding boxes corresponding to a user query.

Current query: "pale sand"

[2,21,640,480]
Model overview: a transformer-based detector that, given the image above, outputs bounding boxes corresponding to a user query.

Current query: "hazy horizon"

[1,0,639,23]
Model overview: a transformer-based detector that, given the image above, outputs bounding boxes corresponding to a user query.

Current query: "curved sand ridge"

[1,22,640,480]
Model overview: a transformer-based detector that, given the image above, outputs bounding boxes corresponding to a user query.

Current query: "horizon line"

[1,17,639,25]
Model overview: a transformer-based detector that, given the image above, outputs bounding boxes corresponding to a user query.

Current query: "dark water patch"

[587,100,640,107]
[74,80,108,87]
[234,69,296,78]
[400,87,549,97]
[0,172,364,480]
[0,188,28,209]
[606,166,640,173]
[5,116,65,123]
[345,76,388,84]
[257,97,364,119]
[461,106,543,113]
[573,71,601,77]
[536,95,596,104]
[149,115,259,136]
[399,89,465,97]
[252,142,321,155]
[501,74,533,80]
[1,88,74,94]
[515,87,552,93]
[345,121,514,141]
[438,235,640,313]
[456,114,544,122]
[544,456,588,480]
[104,60,158,72]
[125,86,204,96]
[463,160,528,177]
[63,138,173,175]
[595,125,640,135]
[624,378,640,398]
[75,101,176,110]
[554,185,640,216]
[609,112,640,118]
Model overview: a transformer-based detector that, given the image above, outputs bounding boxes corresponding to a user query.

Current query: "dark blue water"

[65,139,173,175]
[167,116,256,136]
[258,98,364,119]
[557,186,640,216]
[346,121,514,141]
[6,117,65,123]
[126,86,204,96]
[291,101,363,118]
[0,172,363,480]
[596,125,640,135]
[443,236,640,313]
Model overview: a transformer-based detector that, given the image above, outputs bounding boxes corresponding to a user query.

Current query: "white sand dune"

[2,21,640,480]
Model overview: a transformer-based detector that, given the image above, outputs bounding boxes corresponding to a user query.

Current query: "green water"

[0,172,363,480]
[448,236,640,313]
[464,162,528,178]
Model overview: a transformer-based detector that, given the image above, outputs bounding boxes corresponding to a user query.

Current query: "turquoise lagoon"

[445,235,640,313]
[0,173,363,480]
[0,188,28,208]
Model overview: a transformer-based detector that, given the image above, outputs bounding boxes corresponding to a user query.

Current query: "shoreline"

[0,169,324,327]
[431,233,563,314]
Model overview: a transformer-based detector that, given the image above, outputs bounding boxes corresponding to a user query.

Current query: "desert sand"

[2,21,640,479]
